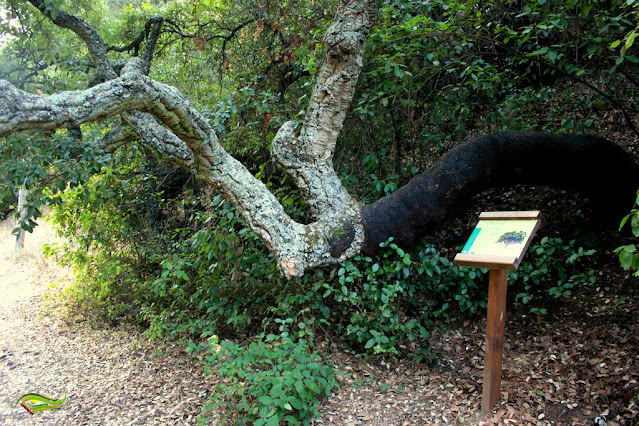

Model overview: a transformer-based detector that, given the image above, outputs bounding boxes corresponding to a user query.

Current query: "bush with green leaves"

[0,130,111,232]
[616,189,639,276]
[200,334,338,426]
[314,232,600,357]
[509,236,598,315]
[315,238,487,358]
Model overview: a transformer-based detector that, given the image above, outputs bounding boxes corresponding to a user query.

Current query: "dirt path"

[0,218,213,425]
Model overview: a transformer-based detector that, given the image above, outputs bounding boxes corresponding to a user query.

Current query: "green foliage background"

[1,0,638,423]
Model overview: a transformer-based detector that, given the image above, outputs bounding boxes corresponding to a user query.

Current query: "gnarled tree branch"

[26,0,116,80]
[272,0,377,221]
[0,53,367,278]
[362,132,639,254]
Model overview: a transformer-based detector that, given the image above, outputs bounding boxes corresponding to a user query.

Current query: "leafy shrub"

[201,334,338,426]
[315,233,599,357]
[316,238,489,358]
[616,189,639,276]
[509,236,598,315]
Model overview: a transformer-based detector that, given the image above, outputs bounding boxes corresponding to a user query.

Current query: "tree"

[14,185,27,252]
[0,0,637,279]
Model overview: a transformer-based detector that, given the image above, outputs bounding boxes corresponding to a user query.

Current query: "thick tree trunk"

[361,132,639,254]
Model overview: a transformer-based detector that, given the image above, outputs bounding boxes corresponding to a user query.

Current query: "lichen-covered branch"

[0,53,366,277]
[272,0,377,221]
[119,111,193,170]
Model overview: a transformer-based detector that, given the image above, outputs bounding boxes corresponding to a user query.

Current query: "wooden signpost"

[454,211,541,413]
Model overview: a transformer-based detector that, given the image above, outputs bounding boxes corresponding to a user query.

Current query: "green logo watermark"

[17,392,66,415]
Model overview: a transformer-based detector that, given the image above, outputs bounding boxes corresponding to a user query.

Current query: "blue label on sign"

[461,228,481,254]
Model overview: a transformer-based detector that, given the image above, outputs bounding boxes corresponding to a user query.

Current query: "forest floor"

[0,218,214,425]
[0,208,638,425]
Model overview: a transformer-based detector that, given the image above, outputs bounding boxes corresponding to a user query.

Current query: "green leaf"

[626,30,638,49]
[307,362,320,370]
[285,415,301,425]
[620,250,635,270]
[304,379,321,394]
[619,213,631,231]
[289,397,303,410]
[258,395,273,405]
[267,415,281,426]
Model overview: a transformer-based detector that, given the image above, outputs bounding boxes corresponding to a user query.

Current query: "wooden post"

[453,211,541,414]
[481,268,509,413]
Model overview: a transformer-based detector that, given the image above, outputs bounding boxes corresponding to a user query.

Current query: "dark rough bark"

[27,0,116,81]
[361,132,639,254]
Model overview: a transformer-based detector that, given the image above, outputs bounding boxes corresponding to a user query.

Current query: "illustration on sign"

[461,220,538,257]
[17,392,66,415]
[496,231,527,247]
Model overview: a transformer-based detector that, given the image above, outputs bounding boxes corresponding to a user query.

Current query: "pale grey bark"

[15,186,28,253]
[0,0,379,278]
[272,0,376,219]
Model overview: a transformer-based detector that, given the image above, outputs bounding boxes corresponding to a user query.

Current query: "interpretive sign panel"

[453,211,541,413]
[454,211,541,270]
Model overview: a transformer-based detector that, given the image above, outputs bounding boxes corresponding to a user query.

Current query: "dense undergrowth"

[40,151,604,424]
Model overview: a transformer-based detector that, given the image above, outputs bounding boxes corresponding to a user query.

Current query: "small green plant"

[318,238,433,356]
[201,334,338,426]
[509,236,598,314]
[615,189,639,276]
